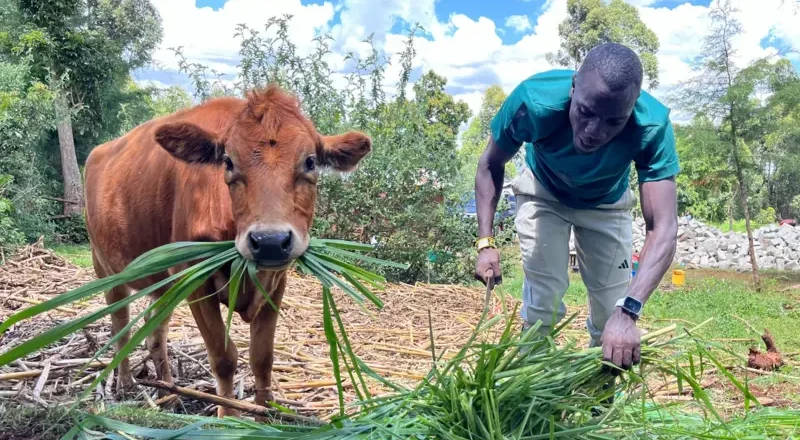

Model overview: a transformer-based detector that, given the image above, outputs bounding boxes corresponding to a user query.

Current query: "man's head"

[569,43,643,154]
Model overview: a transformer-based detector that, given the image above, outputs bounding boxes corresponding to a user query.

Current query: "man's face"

[569,69,638,154]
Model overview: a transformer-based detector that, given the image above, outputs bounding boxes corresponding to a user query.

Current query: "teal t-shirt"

[490,69,680,209]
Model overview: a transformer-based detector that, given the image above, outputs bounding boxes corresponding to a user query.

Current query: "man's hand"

[475,248,502,285]
[601,307,641,373]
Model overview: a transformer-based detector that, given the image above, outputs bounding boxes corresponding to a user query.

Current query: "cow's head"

[154,85,371,269]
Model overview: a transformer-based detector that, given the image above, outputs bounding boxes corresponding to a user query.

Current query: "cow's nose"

[247,230,293,262]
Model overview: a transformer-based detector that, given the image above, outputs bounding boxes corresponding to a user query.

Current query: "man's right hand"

[475,247,502,285]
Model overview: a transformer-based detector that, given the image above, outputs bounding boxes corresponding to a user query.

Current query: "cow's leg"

[105,286,135,394]
[188,285,239,418]
[249,276,286,421]
[144,292,174,396]
[94,257,135,395]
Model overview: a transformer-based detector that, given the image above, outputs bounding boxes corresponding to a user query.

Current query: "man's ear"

[317,131,372,172]
[154,123,225,164]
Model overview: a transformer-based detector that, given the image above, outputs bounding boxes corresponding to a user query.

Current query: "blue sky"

[139,0,799,121]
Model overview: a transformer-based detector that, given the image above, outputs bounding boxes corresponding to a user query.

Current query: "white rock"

[777,258,786,271]
[700,255,710,266]
[778,224,795,237]
[701,240,719,253]
[787,260,800,271]
[727,243,737,252]
[791,252,799,261]
[772,238,785,247]
[717,250,728,261]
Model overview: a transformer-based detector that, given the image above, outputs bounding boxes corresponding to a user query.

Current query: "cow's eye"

[304,156,316,172]
[224,156,234,172]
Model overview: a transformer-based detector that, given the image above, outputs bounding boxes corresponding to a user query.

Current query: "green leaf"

[322,288,345,417]
[312,245,409,270]
[225,257,246,349]
[0,242,233,334]
[311,238,375,252]
[246,260,279,313]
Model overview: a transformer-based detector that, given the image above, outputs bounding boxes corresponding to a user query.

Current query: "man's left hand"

[601,307,641,373]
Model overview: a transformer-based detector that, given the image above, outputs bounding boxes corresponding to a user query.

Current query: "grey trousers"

[511,168,636,347]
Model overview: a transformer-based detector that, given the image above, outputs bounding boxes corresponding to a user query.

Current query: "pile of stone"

[631,217,800,271]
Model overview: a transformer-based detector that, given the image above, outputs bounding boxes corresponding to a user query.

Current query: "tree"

[673,0,766,290]
[1,0,162,216]
[546,0,660,89]
[458,85,519,195]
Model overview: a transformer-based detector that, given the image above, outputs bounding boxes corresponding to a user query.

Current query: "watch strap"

[615,296,642,320]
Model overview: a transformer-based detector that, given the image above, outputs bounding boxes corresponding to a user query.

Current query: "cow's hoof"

[218,406,241,418]
[114,376,136,399]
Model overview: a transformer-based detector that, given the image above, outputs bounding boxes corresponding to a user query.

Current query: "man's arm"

[476,138,516,238]
[474,137,516,284]
[629,177,678,304]
[601,177,677,370]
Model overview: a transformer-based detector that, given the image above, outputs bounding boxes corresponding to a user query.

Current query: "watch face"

[624,296,642,313]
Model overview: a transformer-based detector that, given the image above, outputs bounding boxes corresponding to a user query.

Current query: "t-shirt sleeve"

[490,84,538,154]
[634,118,681,183]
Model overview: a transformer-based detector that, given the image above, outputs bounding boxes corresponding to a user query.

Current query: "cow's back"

[85,99,242,282]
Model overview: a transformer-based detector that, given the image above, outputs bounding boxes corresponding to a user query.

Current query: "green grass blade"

[311,245,409,270]
[322,287,345,417]
[78,250,236,403]
[225,257,247,349]
[0,242,233,333]
[305,250,387,285]
[246,260,280,313]
[328,290,372,404]
[311,239,375,252]
[300,254,368,306]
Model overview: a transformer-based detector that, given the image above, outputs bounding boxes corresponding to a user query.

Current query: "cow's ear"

[155,123,225,164]
[318,131,372,172]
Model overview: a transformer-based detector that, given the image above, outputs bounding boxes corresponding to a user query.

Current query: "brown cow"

[83,85,371,417]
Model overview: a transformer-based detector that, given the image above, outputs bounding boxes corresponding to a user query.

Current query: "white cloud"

[505,15,532,33]
[148,0,335,73]
[141,0,798,123]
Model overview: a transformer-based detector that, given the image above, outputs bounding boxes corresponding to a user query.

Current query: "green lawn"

[495,245,800,355]
[51,243,93,268]
[708,218,770,233]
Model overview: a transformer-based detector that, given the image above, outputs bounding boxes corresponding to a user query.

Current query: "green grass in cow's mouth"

[0,238,409,419]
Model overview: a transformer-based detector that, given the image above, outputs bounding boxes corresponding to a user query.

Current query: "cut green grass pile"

[66,311,800,439]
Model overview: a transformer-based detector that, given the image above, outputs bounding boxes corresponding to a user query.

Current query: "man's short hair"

[577,43,644,92]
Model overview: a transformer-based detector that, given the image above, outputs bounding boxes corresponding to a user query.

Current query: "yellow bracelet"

[475,236,496,251]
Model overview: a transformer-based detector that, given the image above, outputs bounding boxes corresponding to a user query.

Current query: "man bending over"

[473,43,679,371]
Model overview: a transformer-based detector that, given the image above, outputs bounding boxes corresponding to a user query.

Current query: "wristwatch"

[615,296,643,321]
[475,236,496,252]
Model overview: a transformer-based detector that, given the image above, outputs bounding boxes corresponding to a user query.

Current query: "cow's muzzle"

[247,229,293,265]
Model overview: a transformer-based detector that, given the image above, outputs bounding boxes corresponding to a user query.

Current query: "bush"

[755,206,776,226]
[53,214,89,244]
[0,175,25,255]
